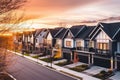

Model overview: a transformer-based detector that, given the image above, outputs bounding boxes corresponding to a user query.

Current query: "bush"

[94,70,114,79]
[100,70,106,74]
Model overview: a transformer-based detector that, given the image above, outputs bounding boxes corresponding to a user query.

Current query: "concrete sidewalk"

[9,50,100,80]
[109,71,120,80]
[83,66,108,75]
[65,62,86,68]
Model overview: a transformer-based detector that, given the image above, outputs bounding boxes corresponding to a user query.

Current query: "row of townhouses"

[14,22,120,71]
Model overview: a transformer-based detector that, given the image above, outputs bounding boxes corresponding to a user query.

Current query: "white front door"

[117,42,120,52]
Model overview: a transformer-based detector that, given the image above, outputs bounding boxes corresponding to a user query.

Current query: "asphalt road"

[7,54,76,80]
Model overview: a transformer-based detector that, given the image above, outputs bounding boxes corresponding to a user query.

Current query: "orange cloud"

[21,0,102,19]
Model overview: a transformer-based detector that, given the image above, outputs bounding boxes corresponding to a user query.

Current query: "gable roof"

[55,28,67,39]
[69,25,86,37]
[62,25,86,39]
[90,22,120,40]
[35,29,48,38]
[76,26,95,39]
[101,22,120,39]
[114,30,120,41]
[47,27,64,38]
[34,29,43,37]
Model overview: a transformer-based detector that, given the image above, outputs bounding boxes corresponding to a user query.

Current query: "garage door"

[63,53,71,62]
[93,56,111,68]
[78,54,88,64]
[117,61,120,70]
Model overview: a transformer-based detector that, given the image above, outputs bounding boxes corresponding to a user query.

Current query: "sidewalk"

[109,71,120,80]
[9,51,100,80]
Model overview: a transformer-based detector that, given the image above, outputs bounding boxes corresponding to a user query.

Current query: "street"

[7,53,76,80]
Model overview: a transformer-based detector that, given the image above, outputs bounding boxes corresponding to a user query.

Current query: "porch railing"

[76,47,110,54]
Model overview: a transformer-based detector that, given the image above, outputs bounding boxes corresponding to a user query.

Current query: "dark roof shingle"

[100,22,120,39]
[76,26,95,39]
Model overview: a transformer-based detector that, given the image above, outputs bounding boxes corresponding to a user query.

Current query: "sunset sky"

[14,0,120,28]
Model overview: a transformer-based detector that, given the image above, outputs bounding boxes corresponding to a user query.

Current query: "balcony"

[96,49,110,54]
[76,47,89,52]
[76,47,110,55]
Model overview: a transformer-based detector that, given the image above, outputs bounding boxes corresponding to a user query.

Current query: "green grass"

[93,70,114,79]
[40,58,52,63]
[55,61,73,66]
[69,64,89,72]
[24,53,30,56]
[32,55,39,59]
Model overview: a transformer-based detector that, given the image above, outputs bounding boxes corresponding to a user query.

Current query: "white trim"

[62,29,74,39]
[100,27,112,41]
[112,28,120,39]
[117,42,120,52]
[89,22,104,37]
[62,29,69,39]
[75,26,86,37]
[54,28,64,37]
[90,27,112,41]
[69,29,74,38]
[90,28,101,40]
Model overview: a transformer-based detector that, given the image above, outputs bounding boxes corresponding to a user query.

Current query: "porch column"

[91,54,94,65]
[88,54,90,65]
[71,52,73,61]
[114,53,117,70]
[110,56,114,70]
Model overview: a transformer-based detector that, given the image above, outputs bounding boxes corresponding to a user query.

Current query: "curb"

[8,74,16,80]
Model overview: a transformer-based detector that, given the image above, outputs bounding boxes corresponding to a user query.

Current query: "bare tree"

[0,0,27,33]
[0,0,27,74]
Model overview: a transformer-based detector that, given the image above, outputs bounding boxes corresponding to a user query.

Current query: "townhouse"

[74,26,95,64]
[88,22,120,70]
[22,30,35,53]
[13,32,23,51]
[53,28,67,58]
[45,27,64,57]
[34,29,48,55]
[62,25,86,62]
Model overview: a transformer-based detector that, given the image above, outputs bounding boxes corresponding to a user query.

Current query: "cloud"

[70,16,120,23]
[24,0,102,17]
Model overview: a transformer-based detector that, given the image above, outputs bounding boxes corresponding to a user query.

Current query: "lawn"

[69,64,89,72]
[40,58,52,63]
[93,70,114,79]
[55,61,73,66]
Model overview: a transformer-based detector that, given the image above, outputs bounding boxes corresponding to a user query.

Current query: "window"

[97,43,109,50]
[76,41,81,47]
[89,41,94,48]
[66,41,71,47]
